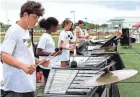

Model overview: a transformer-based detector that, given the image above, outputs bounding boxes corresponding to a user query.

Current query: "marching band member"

[36,17,61,85]
[1,1,49,97]
[74,20,85,44]
[58,19,76,67]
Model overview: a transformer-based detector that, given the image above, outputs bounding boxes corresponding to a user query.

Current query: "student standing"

[58,20,75,67]
[1,1,49,97]
[36,17,61,85]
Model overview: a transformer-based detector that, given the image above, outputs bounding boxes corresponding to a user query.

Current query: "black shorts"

[41,68,50,79]
[70,51,74,55]
[36,66,41,72]
[3,91,34,97]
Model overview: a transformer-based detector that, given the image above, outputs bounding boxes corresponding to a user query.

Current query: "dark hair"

[87,28,90,31]
[39,17,59,30]
[20,1,44,17]
[69,22,73,31]
[78,20,84,25]
[62,19,72,28]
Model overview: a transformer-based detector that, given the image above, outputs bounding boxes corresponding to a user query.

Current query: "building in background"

[108,17,140,29]
[107,17,140,43]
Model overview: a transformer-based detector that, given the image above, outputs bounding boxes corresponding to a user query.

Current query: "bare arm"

[59,41,74,50]
[85,35,89,39]
[75,28,85,38]
[36,48,53,56]
[2,52,25,69]
[35,57,50,67]
[69,40,80,44]
[36,48,61,58]
[2,52,35,75]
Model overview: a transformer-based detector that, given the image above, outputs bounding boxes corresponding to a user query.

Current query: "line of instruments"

[38,36,138,97]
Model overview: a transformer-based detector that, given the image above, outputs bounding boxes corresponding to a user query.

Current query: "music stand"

[100,36,117,48]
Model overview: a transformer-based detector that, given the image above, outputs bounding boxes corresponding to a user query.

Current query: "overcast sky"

[0,0,140,25]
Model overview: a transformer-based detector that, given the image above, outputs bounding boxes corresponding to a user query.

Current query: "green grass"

[1,36,140,97]
[119,83,140,97]
[117,44,140,97]
[118,44,140,70]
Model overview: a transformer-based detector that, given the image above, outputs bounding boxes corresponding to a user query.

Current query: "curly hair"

[62,19,72,28]
[20,1,45,17]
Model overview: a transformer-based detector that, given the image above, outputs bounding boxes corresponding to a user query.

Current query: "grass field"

[1,36,140,97]
[117,44,140,97]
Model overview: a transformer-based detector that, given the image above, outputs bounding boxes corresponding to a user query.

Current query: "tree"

[100,24,108,28]
[100,24,108,33]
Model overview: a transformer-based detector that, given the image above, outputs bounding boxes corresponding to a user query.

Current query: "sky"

[0,0,140,25]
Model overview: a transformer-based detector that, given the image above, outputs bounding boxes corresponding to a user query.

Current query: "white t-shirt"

[67,31,77,55]
[58,30,70,61]
[37,33,60,68]
[2,24,36,92]
[67,31,76,41]
[74,26,85,46]
[74,26,85,41]
[67,31,76,47]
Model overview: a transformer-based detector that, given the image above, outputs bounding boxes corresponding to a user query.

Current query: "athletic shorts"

[41,68,50,79]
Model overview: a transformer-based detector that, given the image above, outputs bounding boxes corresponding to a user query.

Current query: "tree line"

[0,22,108,29]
